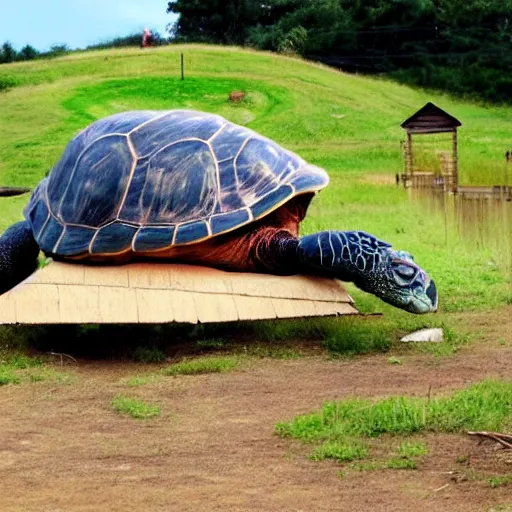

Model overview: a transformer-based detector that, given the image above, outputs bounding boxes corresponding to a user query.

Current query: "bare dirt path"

[1,309,512,511]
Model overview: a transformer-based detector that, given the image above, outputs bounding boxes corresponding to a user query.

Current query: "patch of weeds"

[350,461,381,471]
[488,504,512,512]
[388,356,402,365]
[337,470,345,479]
[251,317,335,343]
[276,379,512,470]
[397,441,428,458]
[111,395,161,419]
[28,373,46,383]
[0,353,64,386]
[455,454,469,464]
[163,356,239,376]
[132,346,166,364]
[311,440,368,463]
[0,371,20,386]
[488,475,512,488]
[195,339,228,351]
[242,344,301,360]
[0,353,43,370]
[386,457,417,470]
[124,375,157,386]
[24,368,75,384]
[324,318,393,356]
[284,379,512,439]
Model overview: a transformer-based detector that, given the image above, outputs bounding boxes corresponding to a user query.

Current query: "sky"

[0,1,177,52]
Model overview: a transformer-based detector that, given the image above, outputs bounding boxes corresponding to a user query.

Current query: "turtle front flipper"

[0,221,40,295]
[296,231,438,314]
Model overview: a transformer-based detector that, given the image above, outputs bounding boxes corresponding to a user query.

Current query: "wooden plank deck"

[0,262,359,325]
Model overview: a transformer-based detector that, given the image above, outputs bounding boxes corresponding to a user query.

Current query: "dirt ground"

[1,309,512,512]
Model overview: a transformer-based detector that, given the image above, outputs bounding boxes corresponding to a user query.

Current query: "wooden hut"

[401,102,461,192]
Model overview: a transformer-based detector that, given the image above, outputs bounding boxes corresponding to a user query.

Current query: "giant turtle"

[0,109,437,313]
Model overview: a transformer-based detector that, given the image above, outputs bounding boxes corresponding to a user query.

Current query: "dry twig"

[47,352,78,366]
[467,431,512,449]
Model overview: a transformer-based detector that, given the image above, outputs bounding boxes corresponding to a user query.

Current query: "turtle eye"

[393,263,416,280]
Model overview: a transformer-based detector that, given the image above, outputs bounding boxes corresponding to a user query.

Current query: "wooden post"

[452,129,458,193]
[405,131,414,184]
[181,53,184,81]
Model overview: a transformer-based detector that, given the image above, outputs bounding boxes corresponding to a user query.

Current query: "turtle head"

[295,230,437,315]
[356,248,438,314]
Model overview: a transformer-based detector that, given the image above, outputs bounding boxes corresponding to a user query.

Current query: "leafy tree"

[0,41,17,63]
[167,0,260,44]
[19,44,38,61]
[168,0,512,100]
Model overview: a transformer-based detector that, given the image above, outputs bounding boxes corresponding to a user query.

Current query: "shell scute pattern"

[46,133,88,207]
[26,110,329,258]
[91,223,138,255]
[217,160,244,211]
[250,184,294,219]
[235,138,300,204]
[57,225,96,256]
[26,190,50,240]
[128,140,218,224]
[81,110,162,142]
[210,122,252,161]
[58,134,133,227]
[37,216,64,254]
[130,110,225,159]
[133,226,175,252]
[174,220,210,245]
[210,209,251,236]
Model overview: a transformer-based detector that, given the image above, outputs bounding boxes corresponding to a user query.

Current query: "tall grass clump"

[162,356,239,376]
[277,379,512,440]
[276,379,512,462]
[111,395,161,419]
[323,318,394,356]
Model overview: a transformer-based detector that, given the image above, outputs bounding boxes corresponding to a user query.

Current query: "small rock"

[400,328,444,343]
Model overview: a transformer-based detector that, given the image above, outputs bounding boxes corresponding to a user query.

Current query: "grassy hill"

[0,45,510,317]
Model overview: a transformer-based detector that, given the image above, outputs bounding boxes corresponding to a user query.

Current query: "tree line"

[2,2,510,103]
[166,0,512,103]
[0,42,41,64]
[0,30,167,65]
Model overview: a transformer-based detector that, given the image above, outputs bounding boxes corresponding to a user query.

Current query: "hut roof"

[401,102,461,134]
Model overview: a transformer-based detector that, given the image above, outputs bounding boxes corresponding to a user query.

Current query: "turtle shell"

[25,109,329,258]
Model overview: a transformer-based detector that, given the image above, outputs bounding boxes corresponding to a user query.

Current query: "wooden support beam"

[406,132,413,177]
[452,129,458,193]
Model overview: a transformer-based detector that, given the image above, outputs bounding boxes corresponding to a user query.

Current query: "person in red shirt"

[142,28,152,48]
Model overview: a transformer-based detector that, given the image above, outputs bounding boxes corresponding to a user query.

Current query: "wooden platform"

[0,262,358,325]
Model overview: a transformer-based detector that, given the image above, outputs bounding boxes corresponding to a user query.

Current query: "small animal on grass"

[0,109,437,313]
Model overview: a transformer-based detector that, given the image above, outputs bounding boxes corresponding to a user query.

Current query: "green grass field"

[0,44,511,320]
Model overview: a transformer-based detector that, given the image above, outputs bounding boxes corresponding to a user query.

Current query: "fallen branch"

[467,431,512,449]
[47,352,78,365]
